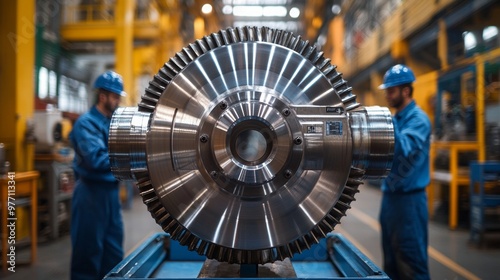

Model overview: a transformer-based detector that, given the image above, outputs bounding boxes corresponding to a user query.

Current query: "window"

[38,67,49,99]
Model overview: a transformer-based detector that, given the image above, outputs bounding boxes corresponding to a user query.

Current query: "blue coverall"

[70,106,123,280]
[380,100,431,280]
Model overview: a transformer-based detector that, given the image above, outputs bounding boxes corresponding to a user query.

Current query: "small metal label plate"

[306,125,323,134]
[325,121,343,135]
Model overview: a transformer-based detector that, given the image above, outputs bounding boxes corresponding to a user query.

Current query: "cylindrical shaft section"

[349,106,394,179]
[109,107,150,180]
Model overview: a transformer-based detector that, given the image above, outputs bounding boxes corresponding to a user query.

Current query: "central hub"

[235,129,266,162]
[213,99,290,186]
[230,119,275,165]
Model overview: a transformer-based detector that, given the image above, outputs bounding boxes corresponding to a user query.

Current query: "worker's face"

[384,86,405,109]
[102,92,121,114]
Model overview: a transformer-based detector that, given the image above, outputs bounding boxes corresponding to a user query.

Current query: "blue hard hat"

[378,64,416,89]
[93,71,126,96]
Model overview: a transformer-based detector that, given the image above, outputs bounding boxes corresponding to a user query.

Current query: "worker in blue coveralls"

[69,71,125,280]
[378,64,431,280]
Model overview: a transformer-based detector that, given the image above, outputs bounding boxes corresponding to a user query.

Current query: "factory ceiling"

[181,0,341,45]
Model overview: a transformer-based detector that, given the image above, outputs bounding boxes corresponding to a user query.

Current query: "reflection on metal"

[109,26,394,264]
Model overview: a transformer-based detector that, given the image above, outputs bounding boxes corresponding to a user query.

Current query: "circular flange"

[198,90,304,198]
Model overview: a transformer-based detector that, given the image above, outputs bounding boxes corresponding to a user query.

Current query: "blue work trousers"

[380,190,430,280]
[71,180,124,280]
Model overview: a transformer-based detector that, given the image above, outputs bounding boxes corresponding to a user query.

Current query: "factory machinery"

[107,26,395,279]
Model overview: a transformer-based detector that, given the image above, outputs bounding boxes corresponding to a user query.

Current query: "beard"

[388,91,404,109]
[104,98,119,114]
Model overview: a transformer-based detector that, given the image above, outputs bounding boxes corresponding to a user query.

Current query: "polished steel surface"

[109,26,394,264]
[109,107,150,180]
[349,106,395,178]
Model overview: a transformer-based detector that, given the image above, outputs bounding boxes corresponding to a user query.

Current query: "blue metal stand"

[469,161,500,245]
[240,264,258,278]
[104,233,389,279]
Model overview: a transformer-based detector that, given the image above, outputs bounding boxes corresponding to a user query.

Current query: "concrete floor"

[1,196,162,280]
[2,184,499,279]
[337,185,500,280]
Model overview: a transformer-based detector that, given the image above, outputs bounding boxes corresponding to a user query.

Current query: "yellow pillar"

[158,13,170,68]
[194,17,205,41]
[476,58,485,162]
[390,39,409,61]
[438,19,448,70]
[115,0,135,106]
[133,46,156,96]
[157,11,183,69]
[0,0,36,171]
[329,17,345,71]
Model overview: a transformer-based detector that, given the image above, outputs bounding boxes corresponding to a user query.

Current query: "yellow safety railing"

[428,47,500,229]
[62,1,159,25]
[63,4,115,24]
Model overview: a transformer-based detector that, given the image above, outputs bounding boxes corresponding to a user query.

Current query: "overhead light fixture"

[232,5,287,17]
[201,3,213,14]
[233,6,263,17]
[463,31,477,50]
[222,5,233,14]
[262,6,287,17]
[233,20,299,32]
[483,26,498,41]
[289,7,300,18]
[225,0,287,4]
[331,5,341,15]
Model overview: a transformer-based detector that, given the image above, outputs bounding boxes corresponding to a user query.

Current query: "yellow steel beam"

[60,24,116,41]
[194,17,205,40]
[329,17,345,72]
[157,11,182,70]
[115,0,135,106]
[133,46,157,76]
[61,23,160,41]
[0,0,36,172]
[133,24,160,39]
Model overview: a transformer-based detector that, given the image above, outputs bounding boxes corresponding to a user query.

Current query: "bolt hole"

[200,134,209,143]
[293,137,303,145]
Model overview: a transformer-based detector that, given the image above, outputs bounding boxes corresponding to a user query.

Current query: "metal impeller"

[109,26,394,264]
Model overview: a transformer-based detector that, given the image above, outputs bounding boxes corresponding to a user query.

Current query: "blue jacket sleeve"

[393,114,431,159]
[71,117,111,173]
[383,109,432,192]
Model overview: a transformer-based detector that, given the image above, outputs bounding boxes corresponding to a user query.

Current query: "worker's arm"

[71,117,111,173]
[383,110,432,192]
[393,113,431,160]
